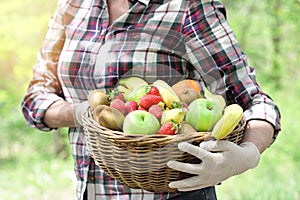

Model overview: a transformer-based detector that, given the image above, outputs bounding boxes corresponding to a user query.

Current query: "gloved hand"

[167,140,260,191]
[73,101,90,127]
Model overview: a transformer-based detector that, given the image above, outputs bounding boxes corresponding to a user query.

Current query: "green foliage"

[1,0,300,199]
[223,0,300,89]
[217,1,300,198]
[0,1,75,199]
[0,0,56,93]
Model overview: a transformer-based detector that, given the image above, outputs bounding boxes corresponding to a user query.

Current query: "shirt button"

[89,59,94,65]
[133,34,140,40]
[88,177,95,182]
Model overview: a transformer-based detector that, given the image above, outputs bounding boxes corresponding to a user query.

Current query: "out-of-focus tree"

[0,0,56,96]
[222,0,300,88]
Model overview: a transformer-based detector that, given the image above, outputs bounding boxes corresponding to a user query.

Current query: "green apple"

[123,110,160,135]
[204,87,226,110]
[185,98,223,131]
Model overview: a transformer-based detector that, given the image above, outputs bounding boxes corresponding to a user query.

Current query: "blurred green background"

[0,0,299,199]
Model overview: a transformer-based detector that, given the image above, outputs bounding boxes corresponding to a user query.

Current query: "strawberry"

[139,94,163,108]
[148,104,163,120]
[147,85,160,96]
[110,99,127,115]
[138,105,147,111]
[126,101,138,113]
[157,121,179,135]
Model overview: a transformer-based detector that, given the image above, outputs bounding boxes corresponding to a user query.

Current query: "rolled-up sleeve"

[21,2,66,131]
[184,0,281,139]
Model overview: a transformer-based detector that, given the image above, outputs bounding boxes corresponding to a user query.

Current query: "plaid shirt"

[21,0,281,199]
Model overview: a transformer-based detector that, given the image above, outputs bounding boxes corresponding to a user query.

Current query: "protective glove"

[167,140,260,191]
[73,101,89,127]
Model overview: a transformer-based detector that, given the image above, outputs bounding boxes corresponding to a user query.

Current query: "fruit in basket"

[108,88,126,102]
[157,121,179,135]
[110,98,127,115]
[116,85,131,97]
[178,122,197,134]
[147,85,160,96]
[204,87,226,110]
[139,94,163,108]
[172,79,202,95]
[152,80,180,108]
[161,108,185,125]
[94,105,125,131]
[88,90,109,109]
[212,104,243,140]
[119,76,148,91]
[123,110,160,135]
[126,84,148,102]
[153,79,171,88]
[148,104,163,120]
[177,88,200,105]
[171,80,203,104]
[125,101,138,113]
[185,98,222,131]
[93,104,107,117]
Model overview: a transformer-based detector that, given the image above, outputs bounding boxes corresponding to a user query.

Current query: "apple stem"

[207,105,213,110]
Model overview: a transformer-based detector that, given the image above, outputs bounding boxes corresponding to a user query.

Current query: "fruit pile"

[88,77,243,139]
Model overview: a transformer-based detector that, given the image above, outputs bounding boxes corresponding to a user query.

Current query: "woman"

[21,0,281,199]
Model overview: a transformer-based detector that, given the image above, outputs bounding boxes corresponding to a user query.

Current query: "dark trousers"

[83,186,216,200]
[167,186,217,200]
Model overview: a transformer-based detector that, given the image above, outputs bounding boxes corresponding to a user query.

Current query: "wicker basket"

[82,107,245,192]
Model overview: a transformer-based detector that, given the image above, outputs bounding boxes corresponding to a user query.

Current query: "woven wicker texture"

[82,107,245,192]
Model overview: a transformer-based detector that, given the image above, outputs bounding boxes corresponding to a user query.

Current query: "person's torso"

[57,0,196,103]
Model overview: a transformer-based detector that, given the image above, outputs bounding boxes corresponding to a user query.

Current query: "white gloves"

[73,101,89,127]
[167,140,260,191]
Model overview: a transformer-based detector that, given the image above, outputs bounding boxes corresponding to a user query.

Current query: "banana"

[212,104,243,140]
[161,108,185,124]
[153,80,180,108]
